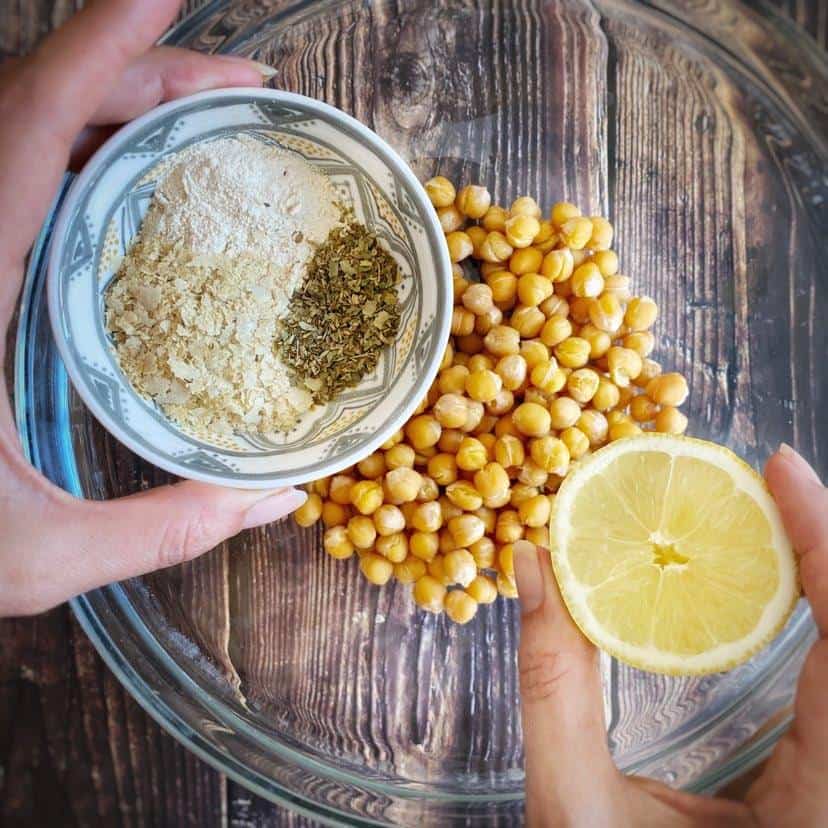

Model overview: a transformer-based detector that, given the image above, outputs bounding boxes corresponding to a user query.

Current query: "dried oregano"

[277,222,401,402]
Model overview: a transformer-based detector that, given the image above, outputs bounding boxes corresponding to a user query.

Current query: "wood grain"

[2,0,827,825]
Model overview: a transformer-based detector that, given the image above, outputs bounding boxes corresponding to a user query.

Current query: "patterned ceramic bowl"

[47,88,451,488]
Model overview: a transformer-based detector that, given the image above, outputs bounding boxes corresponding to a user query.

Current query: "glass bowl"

[15,0,827,824]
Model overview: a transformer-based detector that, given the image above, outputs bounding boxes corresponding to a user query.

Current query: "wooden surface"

[2,1,827,826]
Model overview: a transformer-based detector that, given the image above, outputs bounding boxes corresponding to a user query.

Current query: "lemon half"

[550,435,798,675]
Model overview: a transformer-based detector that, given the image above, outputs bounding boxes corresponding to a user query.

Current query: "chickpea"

[518,494,552,527]
[439,204,465,235]
[347,515,378,549]
[655,406,689,434]
[540,248,575,283]
[567,367,601,404]
[548,397,581,431]
[520,339,550,370]
[495,510,524,544]
[426,452,458,486]
[473,462,511,500]
[530,359,566,394]
[517,273,554,307]
[539,294,569,319]
[480,231,514,263]
[505,214,541,249]
[294,493,323,527]
[394,556,428,584]
[329,474,356,505]
[561,426,590,459]
[498,543,515,579]
[484,389,514,417]
[579,323,611,359]
[443,590,478,624]
[494,414,520,439]
[376,532,409,563]
[509,195,541,218]
[409,531,439,562]
[646,373,689,407]
[451,306,475,337]
[509,246,544,275]
[625,296,658,331]
[509,305,546,338]
[624,331,655,358]
[438,429,464,454]
[461,400,486,433]
[405,414,442,450]
[508,401,549,438]
[525,526,550,548]
[607,346,643,387]
[484,324,521,356]
[430,393,467,430]
[592,249,619,276]
[603,273,631,300]
[446,480,484,511]
[494,434,525,468]
[346,480,382,516]
[428,554,453,585]
[616,384,636,410]
[438,364,469,395]
[630,394,659,422]
[384,467,423,504]
[571,262,605,298]
[456,184,492,219]
[540,315,573,348]
[554,277,573,298]
[494,354,528,391]
[469,537,496,569]
[577,409,609,446]
[425,176,456,207]
[523,387,553,407]
[413,575,447,612]
[446,230,474,263]
[550,201,580,226]
[474,304,504,336]
[308,478,330,498]
[486,270,518,306]
[497,572,518,598]
[508,483,537,508]
[474,415,500,437]
[529,435,569,475]
[609,421,643,441]
[456,436,489,471]
[554,337,591,369]
[468,355,494,376]
[448,514,486,548]
[356,452,385,480]
[474,505,497,534]
[443,548,477,587]
[322,500,350,528]
[324,526,355,560]
[465,369,503,403]
[588,293,624,332]
[465,224,487,257]
[635,358,662,388]
[370,504,403,537]
[385,443,415,470]
[588,216,614,250]
[560,216,593,250]
[466,575,498,605]
[592,377,621,412]
[482,204,509,231]
[517,458,549,487]
[461,282,494,315]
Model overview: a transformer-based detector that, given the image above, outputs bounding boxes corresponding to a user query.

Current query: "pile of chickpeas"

[293,178,689,624]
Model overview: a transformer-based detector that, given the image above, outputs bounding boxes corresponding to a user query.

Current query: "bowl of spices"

[47,88,452,488]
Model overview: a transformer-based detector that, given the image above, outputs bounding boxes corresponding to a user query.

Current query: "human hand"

[0,0,306,618]
[514,443,828,827]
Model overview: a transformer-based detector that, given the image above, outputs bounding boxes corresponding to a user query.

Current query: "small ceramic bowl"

[48,88,451,489]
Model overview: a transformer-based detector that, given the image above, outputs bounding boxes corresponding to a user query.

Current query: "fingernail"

[514,539,545,615]
[778,443,822,486]
[215,55,278,79]
[242,487,307,529]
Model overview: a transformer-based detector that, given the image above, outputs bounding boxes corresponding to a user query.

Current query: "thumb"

[35,482,306,611]
[765,444,828,634]
[513,539,621,825]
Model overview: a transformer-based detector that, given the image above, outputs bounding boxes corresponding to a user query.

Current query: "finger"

[88,47,271,126]
[765,444,828,635]
[513,539,620,824]
[0,0,181,270]
[7,481,306,615]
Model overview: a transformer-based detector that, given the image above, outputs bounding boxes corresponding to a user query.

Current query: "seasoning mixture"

[105,134,401,435]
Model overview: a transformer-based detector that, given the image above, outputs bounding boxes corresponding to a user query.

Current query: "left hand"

[513,444,828,826]
[0,0,305,618]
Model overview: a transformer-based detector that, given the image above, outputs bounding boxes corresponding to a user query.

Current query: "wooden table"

[1,1,826,826]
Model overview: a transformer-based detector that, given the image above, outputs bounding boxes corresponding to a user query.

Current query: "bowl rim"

[46,87,452,489]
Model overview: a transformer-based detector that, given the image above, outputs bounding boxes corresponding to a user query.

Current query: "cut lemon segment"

[550,435,798,675]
